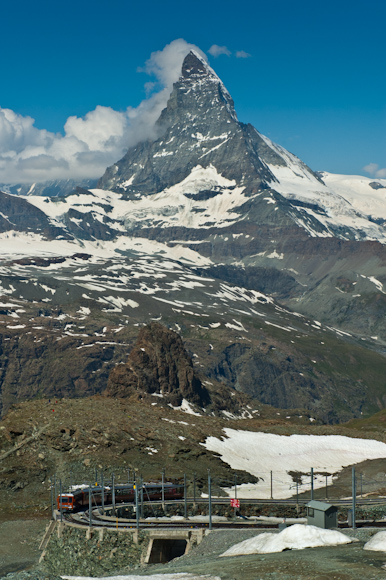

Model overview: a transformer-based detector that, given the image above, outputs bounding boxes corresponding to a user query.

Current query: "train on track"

[57,482,184,511]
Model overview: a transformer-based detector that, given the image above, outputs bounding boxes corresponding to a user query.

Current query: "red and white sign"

[230,498,240,508]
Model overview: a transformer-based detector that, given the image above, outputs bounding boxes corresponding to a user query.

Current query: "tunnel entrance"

[147,538,188,563]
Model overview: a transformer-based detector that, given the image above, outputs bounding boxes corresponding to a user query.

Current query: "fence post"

[193,472,196,507]
[325,475,328,500]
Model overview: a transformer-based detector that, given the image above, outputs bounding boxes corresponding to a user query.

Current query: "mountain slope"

[1,50,386,421]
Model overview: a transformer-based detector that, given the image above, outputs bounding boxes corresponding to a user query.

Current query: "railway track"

[59,497,386,531]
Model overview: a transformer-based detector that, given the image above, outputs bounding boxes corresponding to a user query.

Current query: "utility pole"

[193,472,196,507]
[270,471,273,500]
[325,475,328,500]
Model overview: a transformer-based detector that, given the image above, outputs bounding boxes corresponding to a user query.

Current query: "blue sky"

[0,0,385,183]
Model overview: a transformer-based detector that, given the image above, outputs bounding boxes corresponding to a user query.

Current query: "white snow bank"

[64,575,221,580]
[364,531,386,552]
[204,429,386,499]
[220,524,355,556]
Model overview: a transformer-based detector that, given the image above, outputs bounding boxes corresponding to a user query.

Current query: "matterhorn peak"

[181,50,214,79]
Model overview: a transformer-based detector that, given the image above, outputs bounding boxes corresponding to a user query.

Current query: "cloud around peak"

[0,39,204,185]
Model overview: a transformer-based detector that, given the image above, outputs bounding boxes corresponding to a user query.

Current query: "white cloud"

[363,163,386,178]
[235,50,251,59]
[208,44,231,58]
[0,39,204,185]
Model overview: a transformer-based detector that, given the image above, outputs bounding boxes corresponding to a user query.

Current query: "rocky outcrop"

[106,323,210,408]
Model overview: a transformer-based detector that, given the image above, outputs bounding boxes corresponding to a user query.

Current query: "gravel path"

[0,520,47,577]
[137,528,386,580]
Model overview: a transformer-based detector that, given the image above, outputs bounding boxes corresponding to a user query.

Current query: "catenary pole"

[135,481,139,529]
[101,471,104,515]
[234,474,238,518]
[50,478,54,519]
[162,468,165,510]
[208,470,212,530]
[352,467,356,529]
[184,473,187,519]
[112,472,115,516]
[311,468,314,500]
[59,479,63,522]
[89,482,92,528]
[140,476,144,519]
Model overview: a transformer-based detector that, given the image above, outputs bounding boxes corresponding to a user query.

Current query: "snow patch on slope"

[221,524,354,556]
[204,429,386,499]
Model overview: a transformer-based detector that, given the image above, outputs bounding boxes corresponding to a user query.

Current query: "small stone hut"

[306,500,338,529]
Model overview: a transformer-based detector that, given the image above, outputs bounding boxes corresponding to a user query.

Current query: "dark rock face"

[0,191,68,238]
[195,264,301,300]
[209,343,367,423]
[98,52,283,197]
[106,322,210,407]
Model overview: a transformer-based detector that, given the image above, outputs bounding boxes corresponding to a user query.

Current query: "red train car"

[57,482,183,512]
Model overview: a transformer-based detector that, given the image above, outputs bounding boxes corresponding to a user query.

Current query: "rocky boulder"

[106,322,210,408]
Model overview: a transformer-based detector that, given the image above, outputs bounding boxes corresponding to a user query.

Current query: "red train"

[57,482,183,511]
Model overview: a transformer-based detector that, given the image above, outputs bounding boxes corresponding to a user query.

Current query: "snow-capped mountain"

[1,50,386,421]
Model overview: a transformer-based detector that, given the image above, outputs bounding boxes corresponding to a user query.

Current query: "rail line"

[58,497,386,531]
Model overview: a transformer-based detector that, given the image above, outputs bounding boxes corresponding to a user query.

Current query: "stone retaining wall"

[42,525,147,577]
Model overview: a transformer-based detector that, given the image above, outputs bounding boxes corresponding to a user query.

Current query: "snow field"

[220,524,356,556]
[203,429,386,499]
